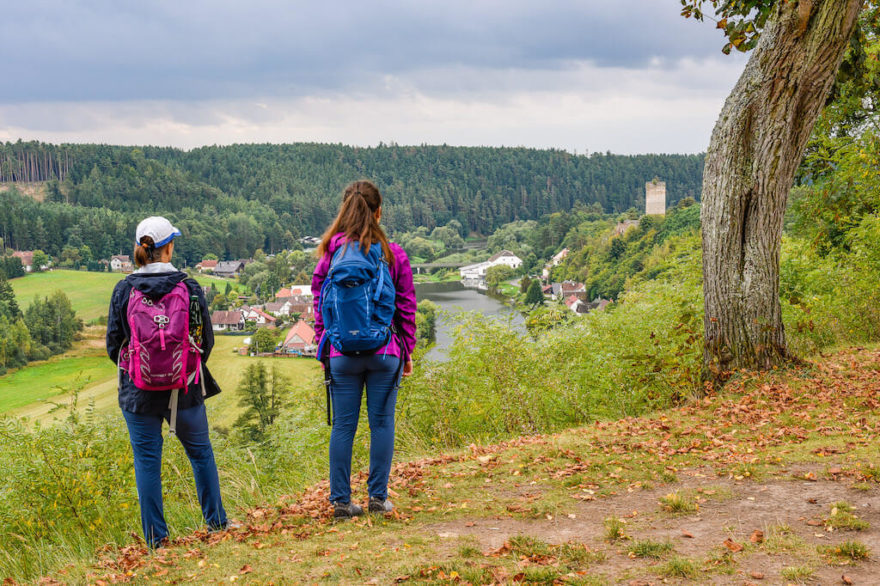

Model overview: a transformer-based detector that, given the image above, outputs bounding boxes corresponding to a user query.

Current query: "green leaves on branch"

[680,0,775,54]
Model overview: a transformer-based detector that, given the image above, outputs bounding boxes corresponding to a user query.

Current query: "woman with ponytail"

[312,180,417,518]
[106,217,228,547]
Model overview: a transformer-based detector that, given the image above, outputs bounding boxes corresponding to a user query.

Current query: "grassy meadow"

[3,332,320,427]
[8,269,246,322]
[9,270,124,321]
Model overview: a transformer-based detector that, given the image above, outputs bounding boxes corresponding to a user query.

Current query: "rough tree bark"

[702,0,862,379]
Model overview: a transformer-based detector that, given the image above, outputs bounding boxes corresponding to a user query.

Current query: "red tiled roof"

[283,320,315,347]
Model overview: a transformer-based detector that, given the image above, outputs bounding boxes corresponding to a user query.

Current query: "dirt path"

[427,471,880,584]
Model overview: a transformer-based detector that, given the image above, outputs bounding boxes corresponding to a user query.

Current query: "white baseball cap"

[135,216,182,247]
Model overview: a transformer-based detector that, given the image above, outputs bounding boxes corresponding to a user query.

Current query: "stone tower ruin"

[645,179,666,216]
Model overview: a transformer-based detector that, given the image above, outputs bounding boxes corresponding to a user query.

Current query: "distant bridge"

[411,262,468,274]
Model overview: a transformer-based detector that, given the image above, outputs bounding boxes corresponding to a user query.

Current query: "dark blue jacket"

[106,270,221,414]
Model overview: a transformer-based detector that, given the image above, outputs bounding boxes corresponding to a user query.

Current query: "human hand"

[402,359,414,377]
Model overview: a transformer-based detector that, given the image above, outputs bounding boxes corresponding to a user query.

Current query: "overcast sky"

[0,0,747,154]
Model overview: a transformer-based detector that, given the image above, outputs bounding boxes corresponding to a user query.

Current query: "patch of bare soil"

[0,181,47,201]
[427,471,880,584]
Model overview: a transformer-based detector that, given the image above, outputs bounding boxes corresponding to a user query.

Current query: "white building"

[459,250,523,287]
[542,248,569,279]
[110,255,133,272]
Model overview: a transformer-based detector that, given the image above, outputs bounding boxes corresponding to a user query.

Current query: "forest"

[0,142,703,265]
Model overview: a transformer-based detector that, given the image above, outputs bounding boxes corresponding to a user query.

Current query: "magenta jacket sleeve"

[311,251,331,343]
[389,243,418,361]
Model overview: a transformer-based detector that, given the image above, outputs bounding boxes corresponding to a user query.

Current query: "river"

[414,281,524,360]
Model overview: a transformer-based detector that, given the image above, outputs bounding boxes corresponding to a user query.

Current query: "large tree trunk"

[702,0,861,379]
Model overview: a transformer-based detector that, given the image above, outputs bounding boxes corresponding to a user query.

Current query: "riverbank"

[414,281,525,361]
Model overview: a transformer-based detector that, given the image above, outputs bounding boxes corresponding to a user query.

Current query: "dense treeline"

[0,140,703,265]
[0,273,81,374]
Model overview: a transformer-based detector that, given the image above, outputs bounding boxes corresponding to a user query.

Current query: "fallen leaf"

[750,529,764,544]
[750,571,765,579]
[239,564,253,575]
[723,538,743,553]
[807,519,824,526]
[681,530,694,538]
[842,575,853,585]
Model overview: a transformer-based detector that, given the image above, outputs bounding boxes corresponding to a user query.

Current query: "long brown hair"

[317,180,394,263]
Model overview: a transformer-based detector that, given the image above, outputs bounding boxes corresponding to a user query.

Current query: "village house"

[542,248,569,279]
[280,320,316,355]
[275,284,312,299]
[110,255,133,272]
[210,310,245,332]
[560,280,587,298]
[240,305,276,328]
[11,250,34,272]
[282,296,315,320]
[547,280,586,301]
[564,294,586,314]
[264,301,290,316]
[565,295,612,314]
[214,260,248,278]
[488,250,523,269]
[459,250,523,287]
[195,259,219,273]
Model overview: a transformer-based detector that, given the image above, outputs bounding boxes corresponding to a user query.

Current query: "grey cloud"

[1,0,733,102]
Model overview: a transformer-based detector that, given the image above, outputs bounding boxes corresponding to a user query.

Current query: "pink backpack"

[118,282,203,432]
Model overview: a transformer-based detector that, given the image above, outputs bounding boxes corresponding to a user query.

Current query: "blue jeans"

[122,404,227,547]
[329,353,402,503]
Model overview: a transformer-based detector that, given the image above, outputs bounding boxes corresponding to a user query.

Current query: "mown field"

[2,333,320,426]
[8,269,246,322]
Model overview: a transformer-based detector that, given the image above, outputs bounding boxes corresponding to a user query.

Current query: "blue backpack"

[317,241,396,357]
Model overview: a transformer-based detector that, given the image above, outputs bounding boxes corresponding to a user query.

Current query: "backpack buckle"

[153,314,170,328]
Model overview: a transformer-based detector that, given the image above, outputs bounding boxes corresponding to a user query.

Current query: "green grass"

[827,501,870,531]
[657,556,699,579]
[10,270,244,323]
[659,491,698,514]
[0,355,115,412]
[819,540,870,561]
[780,565,814,581]
[10,270,123,321]
[5,332,321,426]
[604,517,626,542]
[628,539,674,559]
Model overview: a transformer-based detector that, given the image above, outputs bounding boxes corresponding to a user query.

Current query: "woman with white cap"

[106,216,228,548]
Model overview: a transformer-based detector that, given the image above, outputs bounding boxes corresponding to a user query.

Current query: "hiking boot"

[208,520,242,533]
[369,497,393,514]
[333,501,364,519]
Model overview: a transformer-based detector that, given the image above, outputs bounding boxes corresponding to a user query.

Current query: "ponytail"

[133,237,156,267]
[133,236,172,267]
[317,180,394,264]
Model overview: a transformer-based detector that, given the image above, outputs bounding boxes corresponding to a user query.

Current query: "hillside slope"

[48,347,880,585]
